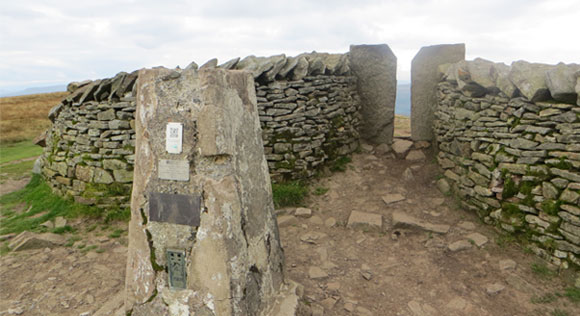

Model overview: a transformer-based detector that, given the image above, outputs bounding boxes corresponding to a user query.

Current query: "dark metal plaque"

[167,249,186,290]
[148,192,201,226]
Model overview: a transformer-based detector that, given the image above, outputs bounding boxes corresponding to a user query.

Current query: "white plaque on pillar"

[158,159,189,181]
[166,122,183,154]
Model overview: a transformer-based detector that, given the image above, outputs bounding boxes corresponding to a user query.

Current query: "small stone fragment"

[437,179,450,194]
[324,217,337,227]
[382,193,406,205]
[466,232,488,247]
[486,283,505,295]
[295,207,312,218]
[309,216,324,226]
[406,150,426,161]
[277,215,298,227]
[448,240,472,252]
[457,221,476,230]
[499,259,517,271]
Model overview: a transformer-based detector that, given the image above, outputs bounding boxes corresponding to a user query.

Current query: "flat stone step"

[391,211,450,234]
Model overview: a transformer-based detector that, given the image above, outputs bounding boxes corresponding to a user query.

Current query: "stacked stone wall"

[434,59,580,267]
[40,52,362,202]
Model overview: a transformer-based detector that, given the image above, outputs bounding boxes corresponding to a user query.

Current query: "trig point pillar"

[125,67,296,315]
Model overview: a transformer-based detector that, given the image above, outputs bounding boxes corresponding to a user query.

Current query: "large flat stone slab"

[411,44,465,141]
[349,44,397,144]
[392,211,450,234]
[347,211,383,230]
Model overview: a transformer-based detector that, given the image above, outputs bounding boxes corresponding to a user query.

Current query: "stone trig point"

[125,68,304,315]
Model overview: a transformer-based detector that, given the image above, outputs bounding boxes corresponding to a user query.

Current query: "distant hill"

[395,83,411,115]
[0,85,67,97]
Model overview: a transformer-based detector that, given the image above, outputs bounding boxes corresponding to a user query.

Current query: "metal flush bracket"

[167,249,187,290]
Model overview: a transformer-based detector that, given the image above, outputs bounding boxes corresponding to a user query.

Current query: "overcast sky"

[1,0,579,92]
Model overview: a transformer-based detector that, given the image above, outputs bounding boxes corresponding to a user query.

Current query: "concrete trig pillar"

[125,67,301,315]
[411,43,465,141]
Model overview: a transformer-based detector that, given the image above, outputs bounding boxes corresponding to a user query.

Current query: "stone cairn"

[434,58,580,267]
[39,50,372,202]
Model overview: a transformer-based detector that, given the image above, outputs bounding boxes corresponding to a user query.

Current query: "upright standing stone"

[125,67,300,315]
[411,44,465,141]
[349,44,397,144]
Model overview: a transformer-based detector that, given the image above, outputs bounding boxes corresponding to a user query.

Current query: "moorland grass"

[0,92,67,144]
[0,175,106,235]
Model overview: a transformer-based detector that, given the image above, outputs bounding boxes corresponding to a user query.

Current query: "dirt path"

[280,148,578,316]
[0,146,578,315]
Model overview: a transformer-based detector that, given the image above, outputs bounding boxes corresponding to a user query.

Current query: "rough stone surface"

[411,43,465,141]
[545,63,580,103]
[448,240,472,252]
[382,193,406,205]
[508,61,553,102]
[392,211,450,234]
[392,139,413,157]
[126,68,287,315]
[8,232,66,251]
[347,211,383,230]
[349,44,397,144]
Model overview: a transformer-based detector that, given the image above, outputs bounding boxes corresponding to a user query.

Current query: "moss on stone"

[541,199,561,216]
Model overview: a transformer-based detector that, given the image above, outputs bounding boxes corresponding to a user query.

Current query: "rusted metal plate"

[148,192,201,226]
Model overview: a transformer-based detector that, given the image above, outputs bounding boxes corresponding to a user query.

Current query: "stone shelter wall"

[433,58,580,267]
[40,51,365,203]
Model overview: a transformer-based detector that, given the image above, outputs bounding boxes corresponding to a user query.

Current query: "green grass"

[0,140,42,164]
[272,181,308,208]
[531,263,556,278]
[0,175,108,235]
[531,293,558,304]
[330,156,352,172]
[109,228,124,238]
[313,187,329,196]
[0,160,36,181]
[564,287,580,303]
[552,309,568,316]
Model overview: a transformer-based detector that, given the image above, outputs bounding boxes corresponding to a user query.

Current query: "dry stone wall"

[40,51,362,201]
[42,71,138,208]
[434,58,580,267]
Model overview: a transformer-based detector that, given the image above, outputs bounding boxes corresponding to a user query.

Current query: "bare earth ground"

[1,145,578,315]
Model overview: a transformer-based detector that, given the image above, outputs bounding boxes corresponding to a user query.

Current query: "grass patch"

[495,233,516,248]
[552,309,568,316]
[531,263,556,278]
[0,175,110,235]
[0,160,36,182]
[0,141,42,164]
[531,293,558,304]
[0,92,67,145]
[564,287,580,303]
[0,242,10,256]
[313,187,329,196]
[64,236,82,247]
[109,229,124,238]
[272,181,308,208]
[330,156,351,172]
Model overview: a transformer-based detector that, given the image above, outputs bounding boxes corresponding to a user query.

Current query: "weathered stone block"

[411,43,465,141]
[349,44,397,144]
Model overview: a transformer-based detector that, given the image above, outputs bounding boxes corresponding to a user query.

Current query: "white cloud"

[0,0,579,91]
